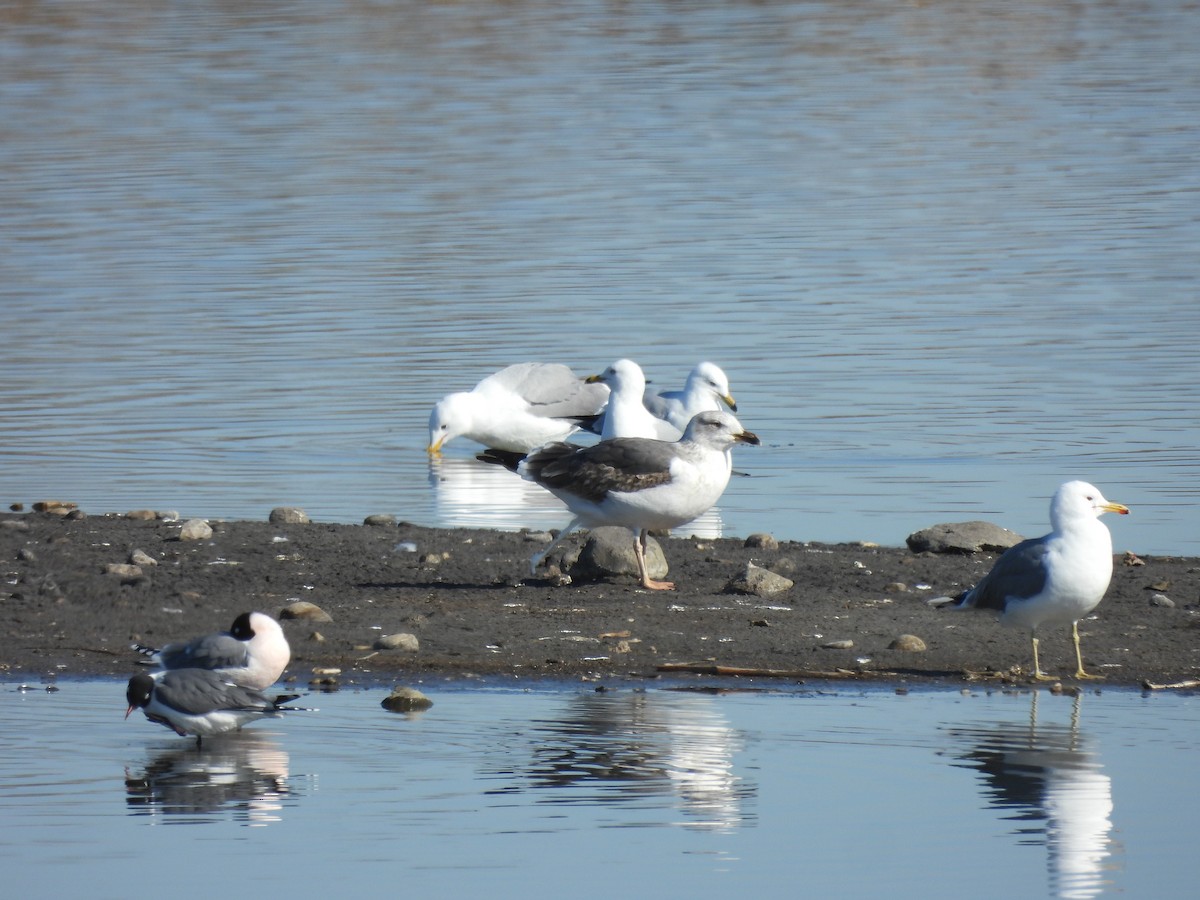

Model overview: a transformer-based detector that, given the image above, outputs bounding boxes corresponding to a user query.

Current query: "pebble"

[279,600,334,623]
[124,509,158,521]
[724,562,794,597]
[381,686,434,713]
[374,633,420,652]
[33,501,77,513]
[885,582,909,593]
[744,533,779,550]
[17,547,36,561]
[178,518,213,541]
[1,519,30,532]
[129,549,158,567]
[394,541,418,553]
[269,506,310,525]
[104,563,144,581]
[1149,593,1175,608]
[821,639,854,650]
[888,634,928,652]
[308,631,326,643]
[363,514,396,527]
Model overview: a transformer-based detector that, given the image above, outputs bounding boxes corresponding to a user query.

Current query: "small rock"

[157,510,181,523]
[104,563,144,581]
[1,519,30,532]
[1149,594,1175,608]
[9,502,24,511]
[374,633,420,652]
[906,521,1024,555]
[570,527,667,583]
[279,601,333,623]
[33,500,77,513]
[769,558,798,576]
[523,530,554,544]
[269,507,311,525]
[394,541,418,553]
[888,634,928,652]
[821,639,854,650]
[129,549,158,567]
[17,547,36,562]
[308,631,326,643]
[124,509,158,521]
[1123,551,1146,567]
[312,667,342,676]
[363,514,396,527]
[178,518,213,541]
[744,533,779,550]
[381,686,434,713]
[419,553,442,567]
[725,562,794,597]
[885,582,909,593]
[1148,580,1171,592]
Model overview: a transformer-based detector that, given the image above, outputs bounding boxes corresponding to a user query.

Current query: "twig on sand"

[656,662,892,680]
[1141,678,1200,691]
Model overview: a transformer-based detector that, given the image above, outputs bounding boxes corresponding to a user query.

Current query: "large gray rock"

[906,521,1024,555]
[568,527,668,583]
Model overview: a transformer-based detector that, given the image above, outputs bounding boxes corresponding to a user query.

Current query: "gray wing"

[523,438,677,503]
[480,363,608,418]
[156,669,272,714]
[642,387,685,420]
[158,632,251,671]
[960,536,1051,612]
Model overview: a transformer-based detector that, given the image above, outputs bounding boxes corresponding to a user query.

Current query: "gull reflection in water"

[428,456,726,539]
[125,731,295,826]
[491,690,751,832]
[945,692,1119,900]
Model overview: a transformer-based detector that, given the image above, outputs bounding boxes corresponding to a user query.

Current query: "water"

[2,1,1198,554]
[1,680,1195,898]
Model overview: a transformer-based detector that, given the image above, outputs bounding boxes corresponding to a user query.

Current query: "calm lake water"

[1,679,1196,899]
[2,1,1198,554]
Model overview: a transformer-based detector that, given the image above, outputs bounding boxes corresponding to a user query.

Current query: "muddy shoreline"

[2,509,1197,690]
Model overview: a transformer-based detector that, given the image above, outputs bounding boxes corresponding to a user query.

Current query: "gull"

[931,481,1129,680]
[515,409,759,590]
[643,361,737,432]
[427,362,609,454]
[132,611,290,691]
[587,358,682,441]
[125,669,304,745]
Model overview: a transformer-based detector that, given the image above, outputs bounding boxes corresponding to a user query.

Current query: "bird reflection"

[489,690,752,832]
[124,731,295,826]
[945,692,1118,900]
[428,455,726,538]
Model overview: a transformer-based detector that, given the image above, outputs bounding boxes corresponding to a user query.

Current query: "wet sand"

[2,509,1197,689]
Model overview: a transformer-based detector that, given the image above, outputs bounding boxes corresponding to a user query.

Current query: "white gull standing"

[515,409,759,590]
[132,611,291,691]
[931,481,1129,680]
[587,358,682,441]
[643,361,737,432]
[125,669,303,745]
[427,362,609,454]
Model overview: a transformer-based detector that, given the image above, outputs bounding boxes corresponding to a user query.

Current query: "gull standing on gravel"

[643,361,737,432]
[514,409,760,590]
[588,358,682,441]
[930,481,1129,680]
[427,362,609,454]
[125,669,303,744]
[131,611,290,691]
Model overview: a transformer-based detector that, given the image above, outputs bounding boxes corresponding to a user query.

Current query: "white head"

[427,392,475,455]
[588,359,647,396]
[1050,480,1129,530]
[681,410,760,450]
[687,361,736,411]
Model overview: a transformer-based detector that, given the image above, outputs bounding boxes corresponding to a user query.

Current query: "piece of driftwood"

[1141,678,1200,691]
[656,662,891,680]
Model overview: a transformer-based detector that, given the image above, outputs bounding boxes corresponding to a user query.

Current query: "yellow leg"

[1072,620,1105,680]
[1031,635,1056,681]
